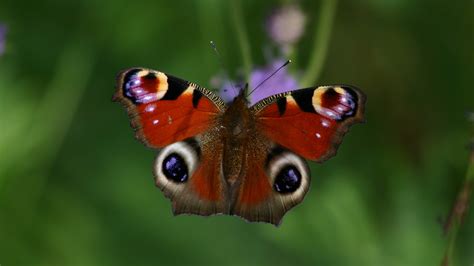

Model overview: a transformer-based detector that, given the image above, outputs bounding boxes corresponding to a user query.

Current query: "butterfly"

[113,68,365,225]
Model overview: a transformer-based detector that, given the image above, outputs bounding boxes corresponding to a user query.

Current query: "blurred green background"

[0,0,473,265]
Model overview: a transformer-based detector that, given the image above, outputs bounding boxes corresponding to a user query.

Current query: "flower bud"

[266,5,307,46]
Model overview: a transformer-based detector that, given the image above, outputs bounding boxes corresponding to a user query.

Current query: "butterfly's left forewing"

[113,68,226,148]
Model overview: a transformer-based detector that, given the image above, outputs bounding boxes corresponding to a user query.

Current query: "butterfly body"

[220,92,259,184]
[114,68,365,225]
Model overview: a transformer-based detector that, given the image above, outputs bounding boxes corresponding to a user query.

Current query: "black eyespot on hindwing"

[273,165,302,193]
[162,153,189,183]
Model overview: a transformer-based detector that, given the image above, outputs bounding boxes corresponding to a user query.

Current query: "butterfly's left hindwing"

[113,68,225,148]
[153,134,228,216]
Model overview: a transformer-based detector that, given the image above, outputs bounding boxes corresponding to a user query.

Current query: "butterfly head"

[224,82,250,108]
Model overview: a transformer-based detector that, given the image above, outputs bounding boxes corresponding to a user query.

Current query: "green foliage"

[0,0,473,265]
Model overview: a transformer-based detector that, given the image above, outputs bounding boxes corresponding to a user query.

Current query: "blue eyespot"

[162,153,188,183]
[273,166,301,193]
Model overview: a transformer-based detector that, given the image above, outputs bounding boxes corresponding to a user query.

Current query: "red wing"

[231,139,311,226]
[153,136,228,217]
[252,85,365,161]
[113,68,226,148]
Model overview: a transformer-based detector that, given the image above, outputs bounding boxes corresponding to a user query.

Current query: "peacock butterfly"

[113,68,365,225]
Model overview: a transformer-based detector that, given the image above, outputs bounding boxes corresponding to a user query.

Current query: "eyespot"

[121,69,169,104]
[162,153,189,182]
[311,86,359,121]
[154,140,200,188]
[274,165,302,193]
[266,149,310,198]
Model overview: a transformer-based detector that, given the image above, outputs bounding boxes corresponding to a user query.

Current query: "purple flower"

[266,5,307,48]
[211,74,242,103]
[0,24,6,56]
[214,59,299,105]
[219,82,239,103]
[249,59,298,104]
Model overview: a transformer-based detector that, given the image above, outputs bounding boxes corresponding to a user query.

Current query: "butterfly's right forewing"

[252,85,366,162]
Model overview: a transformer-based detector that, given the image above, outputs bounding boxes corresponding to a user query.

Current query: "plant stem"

[230,0,252,80]
[441,120,474,265]
[300,0,338,87]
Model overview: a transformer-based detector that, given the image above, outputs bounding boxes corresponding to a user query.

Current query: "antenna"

[210,41,238,95]
[247,60,291,97]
